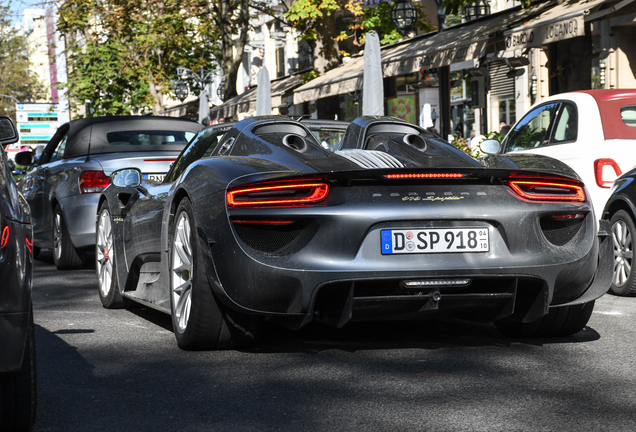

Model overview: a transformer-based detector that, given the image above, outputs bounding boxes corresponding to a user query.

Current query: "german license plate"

[381,228,489,254]
[143,173,165,182]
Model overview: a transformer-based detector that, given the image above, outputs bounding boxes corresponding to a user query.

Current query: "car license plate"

[143,173,165,182]
[381,228,489,254]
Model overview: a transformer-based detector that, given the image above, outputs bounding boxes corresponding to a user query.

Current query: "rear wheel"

[495,301,595,337]
[170,198,261,350]
[96,201,128,308]
[52,204,86,270]
[610,210,636,296]
[0,307,37,432]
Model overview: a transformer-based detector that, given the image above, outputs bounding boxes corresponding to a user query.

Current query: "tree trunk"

[312,14,340,74]
[220,0,249,101]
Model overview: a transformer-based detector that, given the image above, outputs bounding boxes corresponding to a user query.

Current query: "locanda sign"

[505,15,584,51]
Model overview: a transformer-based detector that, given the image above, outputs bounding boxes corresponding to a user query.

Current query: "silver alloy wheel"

[96,208,114,297]
[612,219,633,287]
[171,211,193,334]
[53,212,62,261]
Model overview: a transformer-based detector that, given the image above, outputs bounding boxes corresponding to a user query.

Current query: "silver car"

[16,116,202,269]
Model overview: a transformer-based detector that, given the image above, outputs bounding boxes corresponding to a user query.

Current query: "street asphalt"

[30,250,636,431]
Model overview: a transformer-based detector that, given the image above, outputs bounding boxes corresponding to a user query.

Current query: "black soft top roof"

[62,116,203,158]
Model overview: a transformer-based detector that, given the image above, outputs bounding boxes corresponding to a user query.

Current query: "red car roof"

[571,89,636,140]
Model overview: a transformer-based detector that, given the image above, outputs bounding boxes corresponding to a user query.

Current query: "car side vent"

[282,134,308,153]
[540,216,585,246]
[335,149,404,169]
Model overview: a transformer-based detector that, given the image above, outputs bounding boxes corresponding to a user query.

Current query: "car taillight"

[227,182,330,208]
[507,180,585,203]
[594,159,622,188]
[1,225,8,248]
[79,170,111,194]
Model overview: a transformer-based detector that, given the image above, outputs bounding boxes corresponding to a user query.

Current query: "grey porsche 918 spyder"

[96,116,612,350]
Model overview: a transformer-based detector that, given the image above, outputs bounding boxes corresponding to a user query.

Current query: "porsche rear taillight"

[507,180,585,203]
[594,158,621,188]
[79,170,111,194]
[227,182,330,208]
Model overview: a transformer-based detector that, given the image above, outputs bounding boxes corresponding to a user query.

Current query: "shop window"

[498,99,516,128]
[396,73,419,94]
[451,70,474,139]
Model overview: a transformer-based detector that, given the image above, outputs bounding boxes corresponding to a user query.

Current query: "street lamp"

[391,0,417,35]
[176,66,215,125]
[174,80,188,103]
[462,0,491,22]
[216,77,226,102]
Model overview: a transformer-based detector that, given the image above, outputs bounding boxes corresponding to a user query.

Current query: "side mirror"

[111,168,141,188]
[480,139,502,155]
[15,151,34,167]
[0,116,18,146]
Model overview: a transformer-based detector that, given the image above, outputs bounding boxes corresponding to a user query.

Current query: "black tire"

[31,247,40,260]
[52,204,86,270]
[609,210,636,296]
[96,201,128,309]
[0,307,37,431]
[169,198,262,350]
[495,301,595,337]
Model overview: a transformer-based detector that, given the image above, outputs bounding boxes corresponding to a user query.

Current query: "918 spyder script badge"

[402,196,465,202]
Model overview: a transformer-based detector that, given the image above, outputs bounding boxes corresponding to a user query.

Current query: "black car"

[97,116,612,350]
[0,117,36,430]
[602,167,636,295]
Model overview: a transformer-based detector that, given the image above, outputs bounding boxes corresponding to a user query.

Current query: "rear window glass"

[621,106,636,127]
[106,130,195,146]
[310,128,346,152]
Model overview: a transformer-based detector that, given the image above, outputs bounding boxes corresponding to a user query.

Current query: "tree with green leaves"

[0,3,46,120]
[285,0,434,74]
[58,0,218,116]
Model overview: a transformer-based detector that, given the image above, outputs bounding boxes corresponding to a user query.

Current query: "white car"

[480,89,636,221]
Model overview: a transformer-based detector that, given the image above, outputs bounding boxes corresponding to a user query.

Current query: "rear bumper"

[59,193,100,248]
[202,220,605,330]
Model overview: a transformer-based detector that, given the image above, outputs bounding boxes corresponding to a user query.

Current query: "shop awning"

[294,1,552,104]
[292,55,366,104]
[210,73,305,120]
[504,0,609,51]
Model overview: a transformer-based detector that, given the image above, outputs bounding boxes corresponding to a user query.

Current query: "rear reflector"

[384,173,465,179]
[79,170,111,194]
[594,158,621,188]
[227,182,329,208]
[231,219,295,225]
[551,213,585,220]
[508,180,585,203]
